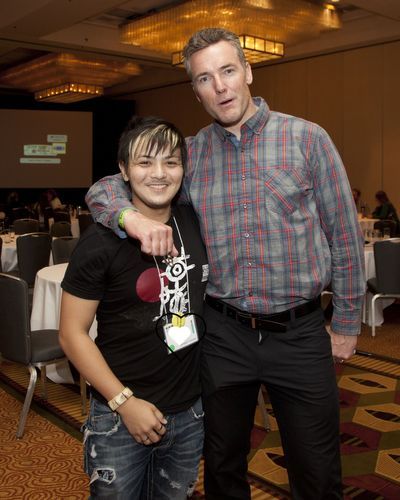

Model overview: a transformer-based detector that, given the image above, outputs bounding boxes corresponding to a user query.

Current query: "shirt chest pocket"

[264,166,311,216]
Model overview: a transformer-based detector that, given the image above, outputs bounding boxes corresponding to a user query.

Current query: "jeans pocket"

[86,398,121,434]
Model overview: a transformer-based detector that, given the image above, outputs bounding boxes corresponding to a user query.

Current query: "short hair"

[183,28,246,79]
[118,116,187,171]
[375,190,389,203]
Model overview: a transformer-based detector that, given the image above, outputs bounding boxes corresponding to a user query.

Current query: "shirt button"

[244,233,249,238]
[243,204,247,209]
[242,175,246,181]
[248,262,252,266]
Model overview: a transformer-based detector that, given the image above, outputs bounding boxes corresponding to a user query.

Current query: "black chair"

[52,236,78,264]
[373,220,398,238]
[50,221,72,237]
[16,232,52,287]
[0,236,2,272]
[367,239,400,337]
[78,212,94,235]
[14,218,40,235]
[53,211,70,223]
[0,273,65,438]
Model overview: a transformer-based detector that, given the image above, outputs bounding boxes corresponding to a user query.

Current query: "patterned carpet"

[250,354,400,499]
[0,387,88,499]
[1,354,400,499]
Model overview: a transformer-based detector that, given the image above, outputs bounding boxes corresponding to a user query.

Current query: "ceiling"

[0,0,400,100]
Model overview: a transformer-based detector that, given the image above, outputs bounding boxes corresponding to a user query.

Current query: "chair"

[367,239,400,337]
[78,212,94,235]
[52,236,78,264]
[53,211,70,223]
[50,221,72,237]
[0,237,2,272]
[16,232,52,287]
[373,220,398,238]
[14,218,40,235]
[0,273,65,438]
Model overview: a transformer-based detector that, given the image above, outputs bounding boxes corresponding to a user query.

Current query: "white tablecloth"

[358,216,379,233]
[31,262,97,383]
[1,235,18,272]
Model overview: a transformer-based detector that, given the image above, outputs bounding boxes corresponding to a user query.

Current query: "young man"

[59,116,208,499]
[85,29,365,500]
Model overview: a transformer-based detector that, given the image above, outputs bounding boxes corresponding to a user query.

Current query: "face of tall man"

[190,40,258,136]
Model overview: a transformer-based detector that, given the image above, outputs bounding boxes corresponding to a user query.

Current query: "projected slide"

[0,109,92,188]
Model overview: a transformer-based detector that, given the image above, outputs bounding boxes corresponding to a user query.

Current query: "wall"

[0,95,135,206]
[130,40,400,214]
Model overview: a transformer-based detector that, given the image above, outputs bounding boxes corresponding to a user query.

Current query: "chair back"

[52,236,78,264]
[50,221,72,237]
[78,212,94,235]
[373,240,400,294]
[0,273,31,364]
[16,232,52,286]
[0,236,2,272]
[53,211,70,223]
[14,218,40,235]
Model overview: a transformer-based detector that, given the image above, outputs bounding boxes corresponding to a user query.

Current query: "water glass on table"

[9,225,15,241]
[3,229,11,243]
[383,227,391,239]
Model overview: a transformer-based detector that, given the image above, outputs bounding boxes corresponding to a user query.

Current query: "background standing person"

[59,116,208,499]
[85,28,365,500]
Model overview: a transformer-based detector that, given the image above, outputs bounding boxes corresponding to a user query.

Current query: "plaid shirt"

[86,98,365,335]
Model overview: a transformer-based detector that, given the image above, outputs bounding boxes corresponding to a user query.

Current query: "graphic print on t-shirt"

[155,245,195,320]
[136,267,167,303]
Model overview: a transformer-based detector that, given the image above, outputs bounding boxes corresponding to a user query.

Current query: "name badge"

[163,314,199,354]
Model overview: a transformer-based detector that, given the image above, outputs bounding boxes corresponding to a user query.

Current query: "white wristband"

[107,387,133,411]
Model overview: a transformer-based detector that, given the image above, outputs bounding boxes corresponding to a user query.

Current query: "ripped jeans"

[82,397,204,499]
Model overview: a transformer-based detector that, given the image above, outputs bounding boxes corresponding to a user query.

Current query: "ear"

[119,161,129,182]
[245,62,253,85]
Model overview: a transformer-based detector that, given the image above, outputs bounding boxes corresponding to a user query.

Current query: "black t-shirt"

[61,205,208,413]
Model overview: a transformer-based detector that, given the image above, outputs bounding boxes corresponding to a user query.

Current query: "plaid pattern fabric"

[85,98,365,335]
[184,98,365,334]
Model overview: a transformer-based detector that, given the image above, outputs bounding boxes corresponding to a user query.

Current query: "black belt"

[205,295,321,333]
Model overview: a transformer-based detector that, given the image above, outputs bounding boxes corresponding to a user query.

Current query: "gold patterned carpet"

[0,387,88,499]
[1,352,400,499]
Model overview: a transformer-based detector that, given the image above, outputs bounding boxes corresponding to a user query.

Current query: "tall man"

[85,29,365,500]
[60,116,208,499]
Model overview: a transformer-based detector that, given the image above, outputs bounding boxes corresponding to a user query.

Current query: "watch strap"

[107,387,133,411]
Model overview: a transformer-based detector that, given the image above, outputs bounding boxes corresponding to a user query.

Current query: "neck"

[133,203,171,223]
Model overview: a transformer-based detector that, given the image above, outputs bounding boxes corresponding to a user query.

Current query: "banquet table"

[31,262,97,383]
[0,234,18,272]
[358,216,379,233]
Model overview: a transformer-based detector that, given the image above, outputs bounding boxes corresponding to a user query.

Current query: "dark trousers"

[201,304,342,500]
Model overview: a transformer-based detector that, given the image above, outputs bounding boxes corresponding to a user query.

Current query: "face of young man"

[120,145,184,222]
[190,40,258,137]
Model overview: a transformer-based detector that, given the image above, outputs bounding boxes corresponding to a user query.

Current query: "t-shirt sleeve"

[61,226,112,300]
